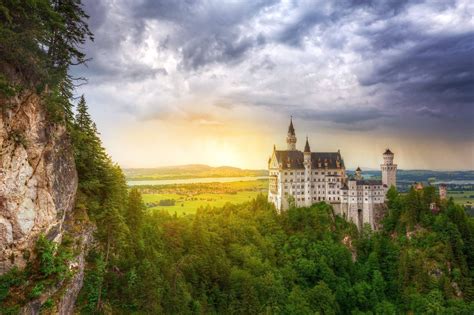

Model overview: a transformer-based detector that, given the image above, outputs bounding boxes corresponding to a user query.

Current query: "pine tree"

[126,188,145,232]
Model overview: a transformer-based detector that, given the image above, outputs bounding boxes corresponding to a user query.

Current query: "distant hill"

[123,164,267,180]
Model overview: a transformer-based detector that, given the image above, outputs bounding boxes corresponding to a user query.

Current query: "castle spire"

[288,116,295,135]
[286,116,297,151]
[304,136,311,153]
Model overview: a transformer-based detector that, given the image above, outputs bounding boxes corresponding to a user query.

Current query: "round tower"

[286,117,297,151]
[355,166,362,180]
[439,184,447,200]
[381,149,397,188]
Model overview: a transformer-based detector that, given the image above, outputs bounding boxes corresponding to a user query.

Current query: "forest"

[1,1,474,314]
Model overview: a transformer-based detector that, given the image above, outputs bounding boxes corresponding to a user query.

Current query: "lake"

[127,176,268,186]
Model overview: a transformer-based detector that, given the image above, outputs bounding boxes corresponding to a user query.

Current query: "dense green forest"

[1,1,474,314]
[71,92,474,314]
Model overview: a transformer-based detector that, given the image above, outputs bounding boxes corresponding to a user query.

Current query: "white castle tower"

[287,117,297,150]
[381,149,397,188]
[303,137,312,206]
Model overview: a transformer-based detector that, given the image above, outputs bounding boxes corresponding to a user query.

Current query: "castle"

[268,118,397,230]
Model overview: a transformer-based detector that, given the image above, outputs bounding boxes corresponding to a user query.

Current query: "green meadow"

[142,191,260,215]
[139,180,268,215]
[449,190,474,206]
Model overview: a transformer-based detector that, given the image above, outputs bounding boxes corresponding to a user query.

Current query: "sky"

[73,0,474,170]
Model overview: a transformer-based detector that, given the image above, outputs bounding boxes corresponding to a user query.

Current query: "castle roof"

[384,148,393,155]
[356,166,361,172]
[355,179,383,186]
[274,150,344,169]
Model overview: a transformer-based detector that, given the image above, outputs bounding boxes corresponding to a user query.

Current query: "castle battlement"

[268,118,397,230]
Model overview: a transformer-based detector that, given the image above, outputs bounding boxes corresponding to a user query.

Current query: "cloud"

[359,32,474,128]
[74,0,474,169]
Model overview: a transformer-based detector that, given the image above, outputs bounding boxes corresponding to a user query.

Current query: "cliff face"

[0,90,78,273]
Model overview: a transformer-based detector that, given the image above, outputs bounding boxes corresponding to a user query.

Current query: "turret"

[381,149,397,188]
[286,117,297,151]
[304,137,311,168]
[439,184,447,200]
[355,166,362,180]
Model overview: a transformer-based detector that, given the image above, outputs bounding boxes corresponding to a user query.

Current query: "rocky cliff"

[0,90,78,273]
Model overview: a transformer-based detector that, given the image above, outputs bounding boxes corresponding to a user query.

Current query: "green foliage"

[70,97,474,314]
[41,298,55,311]
[0,0,92,84]
[0,0,92,125]
[0,73,17,99]
[78,251,106,313]
[35,234,73,280]
[36,235,57,277]
[0,234,74,312]
[0,267,26,304]
[28,283,44,299]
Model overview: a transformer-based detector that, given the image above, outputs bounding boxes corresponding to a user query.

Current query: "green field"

[142,191,262,215]
[124,164,266,181]
[140,180,267,216]
[449,190,474,206]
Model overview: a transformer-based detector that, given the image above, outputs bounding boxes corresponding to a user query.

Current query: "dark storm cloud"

[179,33,266,70]
[360,32,474,122]
[277,9,328,47]
[130,0,277,70]
[86,62,168,81]
[300,107,386,124]
[348,0,422,15]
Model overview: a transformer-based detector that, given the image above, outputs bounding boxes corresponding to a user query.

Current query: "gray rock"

[0,90,78,273]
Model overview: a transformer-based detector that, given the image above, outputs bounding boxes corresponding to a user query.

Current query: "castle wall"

[268,121,395,230]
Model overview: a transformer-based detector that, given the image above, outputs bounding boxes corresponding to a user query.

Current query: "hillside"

[73,188,474,313]
[123,164,267,180]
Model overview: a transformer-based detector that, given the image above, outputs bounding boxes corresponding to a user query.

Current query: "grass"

[140,180,267,216]
[143,191,261,215]
[448,190,474,206]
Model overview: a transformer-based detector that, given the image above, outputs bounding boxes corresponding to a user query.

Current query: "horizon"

[74,0,473,171]
[121,162,474,172]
